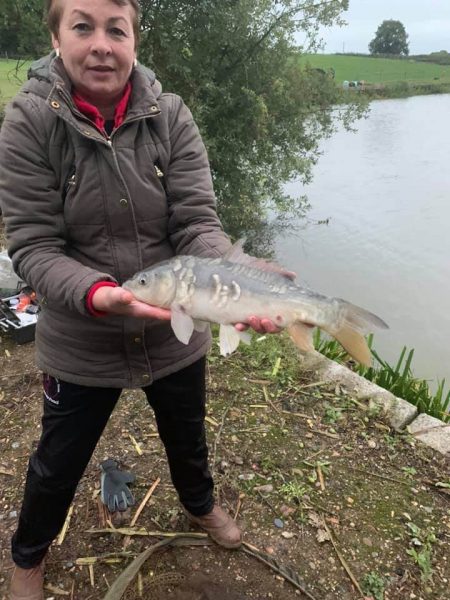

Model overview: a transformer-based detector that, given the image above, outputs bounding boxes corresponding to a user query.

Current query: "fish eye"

[138,275,147,285]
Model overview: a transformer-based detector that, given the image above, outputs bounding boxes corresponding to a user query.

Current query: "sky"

[314,0,450,55]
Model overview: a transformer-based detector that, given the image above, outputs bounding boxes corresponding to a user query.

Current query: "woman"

[0,0,280,597]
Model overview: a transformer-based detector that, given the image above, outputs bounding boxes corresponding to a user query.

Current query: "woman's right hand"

[92,286,171,320]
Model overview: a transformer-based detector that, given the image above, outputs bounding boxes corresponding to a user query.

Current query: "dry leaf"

[316,529,331,543]
[308,512,323,529]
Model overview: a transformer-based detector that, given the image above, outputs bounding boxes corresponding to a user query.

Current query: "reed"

[314,332,450,423]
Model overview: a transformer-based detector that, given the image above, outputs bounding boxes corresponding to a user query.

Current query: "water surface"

[276,94,450,389]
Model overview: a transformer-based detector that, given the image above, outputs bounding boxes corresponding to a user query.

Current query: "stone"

[274,518,284,528]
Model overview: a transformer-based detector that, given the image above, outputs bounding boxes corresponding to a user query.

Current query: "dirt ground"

[0,323,449,600]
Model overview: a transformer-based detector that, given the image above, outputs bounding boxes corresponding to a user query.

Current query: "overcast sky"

[314,0,450,55]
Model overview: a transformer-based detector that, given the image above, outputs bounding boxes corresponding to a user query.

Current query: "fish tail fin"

[324,300,389,367]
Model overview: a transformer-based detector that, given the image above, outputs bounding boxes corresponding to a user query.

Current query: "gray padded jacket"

[0,53,230,387]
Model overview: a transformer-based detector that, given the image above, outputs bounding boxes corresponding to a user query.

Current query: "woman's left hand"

[235,317,282,334]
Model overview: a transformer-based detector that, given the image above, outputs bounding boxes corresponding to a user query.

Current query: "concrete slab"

[407,414,450,457]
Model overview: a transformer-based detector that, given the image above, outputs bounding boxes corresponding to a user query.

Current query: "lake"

[276,94,450,390]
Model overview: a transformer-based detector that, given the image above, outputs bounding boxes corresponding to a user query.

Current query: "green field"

[0,59,31,101]
[2,54,450,104]
[301,53,450,85]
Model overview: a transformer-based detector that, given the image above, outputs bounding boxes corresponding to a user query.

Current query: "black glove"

[100,458,136,512]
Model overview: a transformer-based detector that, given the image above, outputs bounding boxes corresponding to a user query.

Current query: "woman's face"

[52,0,136,107]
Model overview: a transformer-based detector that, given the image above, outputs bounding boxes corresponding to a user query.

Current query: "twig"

[89,564,95,587]
[128,434,143,456]
[303,441,341,463]
[96,496,108,528]
[233,492,245,520]
[311,429,339,439]
[317,465,325,491]
[282,410,310,418]
[347,466,409,486]
[296,380,328,389]
[57,504,74,545]
[87,527,207,538]
[75,551,136,565]
[263,385,281,413]
[130,478,161,527]
[257,490,280,517]
[322,521,364,596]
[242,542,318,600]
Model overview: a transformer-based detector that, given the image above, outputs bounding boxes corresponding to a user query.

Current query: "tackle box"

[0,292,39,344]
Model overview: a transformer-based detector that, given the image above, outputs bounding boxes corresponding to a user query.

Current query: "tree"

[0,0,50,57]
[369,20,409,56]
[138,0,365,248]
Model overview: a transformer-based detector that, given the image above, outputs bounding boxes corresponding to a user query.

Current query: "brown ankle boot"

[9,560,44,600]
[184,504,242,549]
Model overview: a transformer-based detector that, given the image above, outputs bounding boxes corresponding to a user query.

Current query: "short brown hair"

[45,0,140,45]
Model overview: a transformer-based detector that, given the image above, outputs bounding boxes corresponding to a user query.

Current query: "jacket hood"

[25,51,162,102]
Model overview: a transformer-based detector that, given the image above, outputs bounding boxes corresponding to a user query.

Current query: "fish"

[122,241,388,365]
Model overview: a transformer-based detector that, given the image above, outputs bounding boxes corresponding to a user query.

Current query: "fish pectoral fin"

[219,324,242,356]
[238,330,252,345]
[287,322,315,353]
[193,319,209,333]
[326,324,371,367]
[171,304,194,345]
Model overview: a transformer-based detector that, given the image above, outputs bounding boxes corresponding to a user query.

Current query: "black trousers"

[12,357,214,568]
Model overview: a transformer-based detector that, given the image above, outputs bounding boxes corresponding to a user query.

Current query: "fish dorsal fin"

[223,239,296,280]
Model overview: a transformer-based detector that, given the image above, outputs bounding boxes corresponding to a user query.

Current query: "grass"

[314,331,450,423]
[0,58,31,101]
[300,53,450,86]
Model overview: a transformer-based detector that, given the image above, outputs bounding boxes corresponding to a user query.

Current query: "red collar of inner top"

[72,81,132,134]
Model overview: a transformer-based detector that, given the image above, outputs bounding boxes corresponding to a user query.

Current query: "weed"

[279,481,308,503]
[362,571,385,600]
[323,404,344,424]
[401,466,417,477]
[356,336,450,423]
[405,522,436,581]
